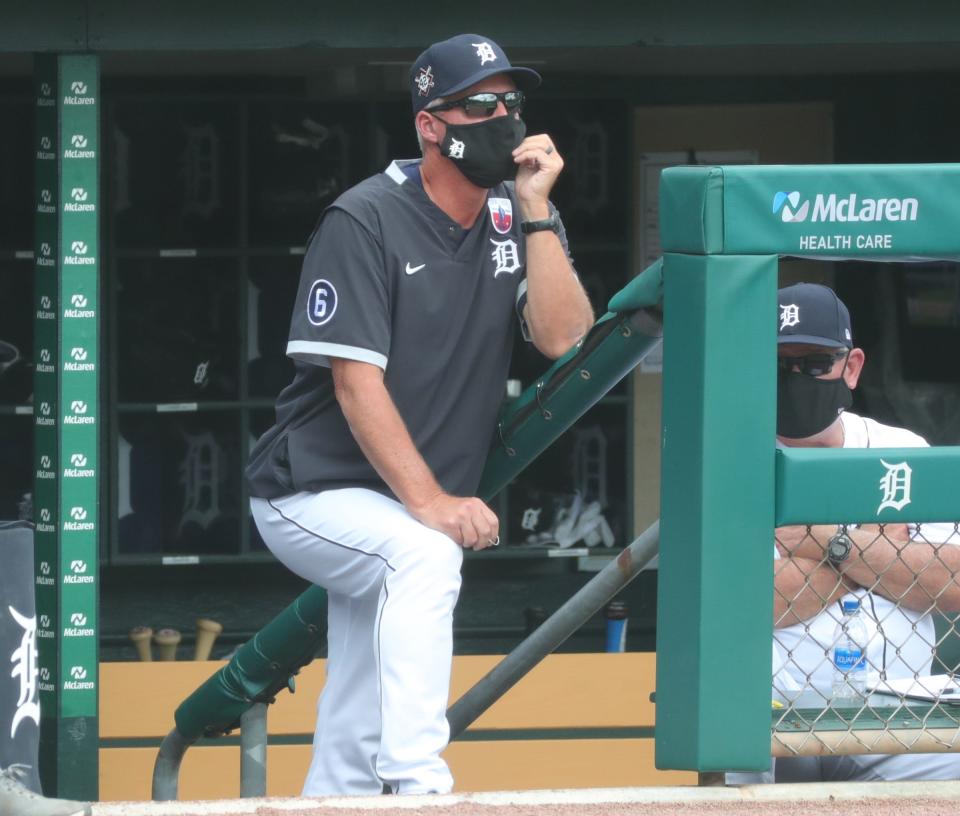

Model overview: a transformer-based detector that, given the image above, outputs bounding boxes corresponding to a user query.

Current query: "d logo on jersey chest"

[487,197,513,234]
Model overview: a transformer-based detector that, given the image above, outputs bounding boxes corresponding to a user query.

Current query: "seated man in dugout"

[734,282,960,784]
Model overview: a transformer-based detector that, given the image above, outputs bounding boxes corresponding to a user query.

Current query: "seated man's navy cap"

[410,34,541,114]
[777,282,853,348]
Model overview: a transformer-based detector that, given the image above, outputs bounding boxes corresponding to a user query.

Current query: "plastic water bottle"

[831,599,867,703]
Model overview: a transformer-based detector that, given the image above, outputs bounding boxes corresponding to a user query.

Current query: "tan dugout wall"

[99,652,694,800]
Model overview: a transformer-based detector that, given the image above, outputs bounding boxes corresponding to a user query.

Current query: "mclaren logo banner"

[725,165,960,258]
[661,164,960,261]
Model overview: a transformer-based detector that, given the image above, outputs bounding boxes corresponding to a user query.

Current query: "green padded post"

[656,252,777,771]
[657,167,726,255]
[33,53,101,802]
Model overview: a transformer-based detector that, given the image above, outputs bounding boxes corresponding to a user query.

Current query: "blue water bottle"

[604,601,628,652]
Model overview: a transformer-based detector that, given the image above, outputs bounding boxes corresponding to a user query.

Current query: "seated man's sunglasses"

[428,90,525,118]
[777,349,849,377]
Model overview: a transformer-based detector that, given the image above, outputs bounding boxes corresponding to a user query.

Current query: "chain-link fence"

[772,521,960,762]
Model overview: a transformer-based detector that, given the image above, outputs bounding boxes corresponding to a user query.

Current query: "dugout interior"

[1,5,960,665]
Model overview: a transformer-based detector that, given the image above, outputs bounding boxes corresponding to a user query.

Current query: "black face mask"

[435,113,526,188]
[777,369,853,439]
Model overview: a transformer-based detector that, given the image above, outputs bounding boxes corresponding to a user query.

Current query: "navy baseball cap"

[777,283,853,348]
[410,34,541,114]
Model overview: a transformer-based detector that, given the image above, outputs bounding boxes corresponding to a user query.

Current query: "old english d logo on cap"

[776,282,852,348]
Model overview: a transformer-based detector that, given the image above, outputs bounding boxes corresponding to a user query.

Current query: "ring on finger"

[488,536,500,547]
[545,146,554,155]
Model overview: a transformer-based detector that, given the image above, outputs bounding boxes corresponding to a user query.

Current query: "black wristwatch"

[520,212,560,234]
[827,528,853,566]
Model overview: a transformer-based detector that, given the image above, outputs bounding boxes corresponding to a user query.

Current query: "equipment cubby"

[0,87,634,567]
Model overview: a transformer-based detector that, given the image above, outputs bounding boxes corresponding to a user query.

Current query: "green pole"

[655,252,777,771]
[33,53,100,801]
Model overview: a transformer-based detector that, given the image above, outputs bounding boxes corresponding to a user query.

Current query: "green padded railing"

[173,586,328,741]
[479,257,662,498]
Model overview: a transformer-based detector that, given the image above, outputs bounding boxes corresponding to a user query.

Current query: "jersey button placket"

[446,224,460,252]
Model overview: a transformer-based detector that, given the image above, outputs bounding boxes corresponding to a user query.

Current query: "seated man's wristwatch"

[827,526,853,566]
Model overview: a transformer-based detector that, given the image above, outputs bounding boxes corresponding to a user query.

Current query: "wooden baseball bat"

[153,627,181,661]
[194,618,223,661]
[129,626,154,662]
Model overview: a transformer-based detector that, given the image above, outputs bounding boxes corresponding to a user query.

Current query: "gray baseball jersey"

[246,159,572,500]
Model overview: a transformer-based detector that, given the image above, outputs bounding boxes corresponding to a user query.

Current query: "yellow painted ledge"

[98,652,695,800]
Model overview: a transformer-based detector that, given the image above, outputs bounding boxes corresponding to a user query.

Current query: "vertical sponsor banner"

[33,53,99,801]
[33,54,62,794]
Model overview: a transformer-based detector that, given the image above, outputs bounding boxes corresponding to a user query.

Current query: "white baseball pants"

[251,488,463,796]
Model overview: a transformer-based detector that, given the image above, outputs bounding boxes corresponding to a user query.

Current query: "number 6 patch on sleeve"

[307,279,338,326]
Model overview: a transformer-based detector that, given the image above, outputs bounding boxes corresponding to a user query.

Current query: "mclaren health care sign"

[660,164,960,261]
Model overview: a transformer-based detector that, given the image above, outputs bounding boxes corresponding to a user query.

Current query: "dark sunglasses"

[428,90,525,118]
[777,349,849,377]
